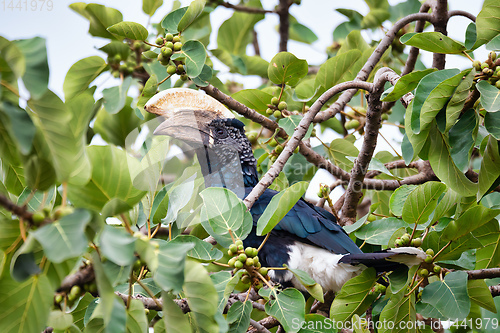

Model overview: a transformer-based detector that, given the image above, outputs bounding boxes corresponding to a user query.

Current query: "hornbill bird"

[145,88,425,292]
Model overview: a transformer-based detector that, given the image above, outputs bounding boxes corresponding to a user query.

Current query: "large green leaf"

[28,91,93,185]
[485,111,500,139]
[278,115,313,139]
[102,76,132,114]
[181,40,207,78]
[477,80,500,112]
[227,301,252,333]
[381,68,436,102]
[0,36,25,78]
[411,69,460,134]
[94,101,141,147]
[355,218,409,245]
[449,109,477,173]
[0,274,53,333]
[32,209,91,263]
[70,3,123,40]
[232,89,273,115]
[329,268,377,323]
[289,21,318,44]
[445,69,476,132]
[268,52,308,87]
[315,49,362,91]
[286,267,324,302]
[389,185,417,217]
[324,138,359,170]
[473,0,500,48]
[401,181,446,225]
[170,235,222,262]
[66,145,146,214]
[161,7,188,34]
[428,126,477,196]
[468,279,497,313]
[161,291,192,333]
[473,220,500,269]
[200,187,253,246]
[125,299,148,333]
[443,205,500,242]
[107,21,148,41]
[217,4,264,55]
[183,260,219,333]
[63,56,107,100]
[99,225,136,266]
[379,289,416,333]
[256,181,309,235]
[0,102,36,155]
[177,0,206,33]
[13,37,49,100]
[479,137,500,199]
[421,271,470,320]
[143,0,163,16]
[419,70,465,133]
[400,32,466,54]
[211,271,242,313]
[265,288,305,333]
[0,217,20,251]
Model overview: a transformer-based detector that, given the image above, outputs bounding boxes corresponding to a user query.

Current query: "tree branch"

[448,10,476,22]
[249,319,272,333]
[243,80,373,210]
[0,193,35,224]
[431,0,449,70]
[401,1,431,76]
[490,284,500,297]
[466,268,500,280]
[57,263,95,292]
[247,316,280,333]
[312,12,432,123]
[217,1,274,14]
[277,0,291,52]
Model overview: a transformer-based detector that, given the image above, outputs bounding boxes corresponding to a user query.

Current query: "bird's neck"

[196,146,259,196]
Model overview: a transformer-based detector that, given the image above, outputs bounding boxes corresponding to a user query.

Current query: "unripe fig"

[241,275,251,284]
[490,51,497,61]
[167,65,176,75]
[228,257,237,267]
[266,108,274,115]
[172,36,181,43]
[259,267,268,276]
[228,249,234,256]
[294,146,299,154]
[245,258,254,267]
[245,247,254,257]
[496,80,500,89]
[278,101,287,110]
[273,110,282,118]
[418,268,429,278]
[133,41,142,51]
[401,234,410,245]
[271,97,279,106]
[381,113,389,121]
[161,47,173,57]
[238,253,247,262]
[345,110,356,118]
[234,261,243,269]
[425,248,435,257]
[32,211,45,225]
[345,119,360,130]
[229,244,238,253]
[275,145,284,154]
[155,37,164,45]
[367,214,376,222]
[481,62,489,70]
[55,294,63,304]
[237,244,244,251]
[180,74,188,81]
[173,42,182,51]
[411,238,422,247]
[473,60,481,71]
[433,265,442,274]
[165,42,174,49]
[165,33,174,41]
[70,285,81,298]
[425,255,433,264]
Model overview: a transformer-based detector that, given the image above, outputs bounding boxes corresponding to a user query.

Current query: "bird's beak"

[144,88,234,145]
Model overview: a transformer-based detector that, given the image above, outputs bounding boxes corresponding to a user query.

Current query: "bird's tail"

[338,247,426,272]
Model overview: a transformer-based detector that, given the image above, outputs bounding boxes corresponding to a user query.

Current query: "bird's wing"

[247,188,362,255]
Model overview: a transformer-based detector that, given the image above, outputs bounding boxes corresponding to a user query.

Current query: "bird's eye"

[215,128,227,138]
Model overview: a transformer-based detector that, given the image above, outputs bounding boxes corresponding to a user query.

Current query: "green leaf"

[99,41,130,60]
[32,209,91,263]
[428,126,477,196]
[485,111,500,139]
[468,279,497,313]
[48,310,73,331]
[400,32,466,54]
[293,78,319,102]
[361,8,390,29]
[330,268,377,322]
[125,299,148,333]
[486,33,500,50]
[286,267,324,302]
[344,203,380,234]
[265,288,305,333]
[278,115,313,139]
[66,145,146,214]
[289,21,318,44]
[0,274,53,333]
[191,64,213,87]
[142,0,163,16]
[227,301,252,333]
[473,219,500,269]
[433,188,459,221]
[355,218,409,245]
[269,172,289,192]
[465,23,477,50]
[217,7,264,55]
[378,289,416,333]
[449,109,478,172]
[268,52,308,87]
[389,185,417,217]
[177,0,206,33]
[0,102,36,155]
[162,172,197,225]
[0,36,25,78]
[102,76,132,114]
[473,0,500,49]
[232,89,273,115]
[183,260,219,333]
[419,70,465,133]
[99,225,136,266]
[315,50,362,90]
[443,205,500,242]
[170,235,222,262]
[94,101,141,147]
[381,69,436,102]
[182,40,207,78]
[63,56,107,100]
[107,21,148,40]
[411,69,460,134]
[421,271,470,320]
[477,80,500,112]
[256,181,309,235]
[445,69,476,132]
[13,37,49,100]
[200,187,253,245]
[73,3,123,40]
[161,7,188,34]
[161,291,192,333]
[212,271,242,313]
[324,138,359,170]
[401,181,447,225]
[479,136,500,199]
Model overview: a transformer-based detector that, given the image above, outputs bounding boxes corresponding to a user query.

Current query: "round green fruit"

[278,101,287,111]
[180,74,188,81]
[228,249,234,256]
[411,238,422,247]
[228,258,237,267]
[165,42,174,49]
[172,36,181,43]
[418,268,429,278]
[381,113,389,121]
[167,65,176,75]
[268,138,278,147]
[88,283,97,293]
[229,244,238,253]
[165,33,174,41]
[481,62,490,70]
[32,211,45,225]
[155,37,164,45]
[433,265,442,274]
[245,258,254,267]
[238,253,247,262]
[133,41,142,51]
[401,234,410,245]
[234,261,243,269]
[294,146,299,154]
[345,119,360,130]
[161,47,173,57]
[177,64,184,72]
[237,244,244,251]
[395,239,403,247]
[70,285,81,297]
[425,255,433,264]
[173,42,182,51]
[275,145,283,154]
[367,214,376,222]
[245,247,254,257]
[271,97,279,106]
[266,108,274,115]
[496,80,500,89]
[241,275,251,284]
[259,268,268,276]
[425,248,435,257]
[490,51,497,61]
[55,294,63,304]
[473,60,482,70]
[273,110,282,118]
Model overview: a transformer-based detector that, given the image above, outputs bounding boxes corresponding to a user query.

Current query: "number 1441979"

[2,0,53,11]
